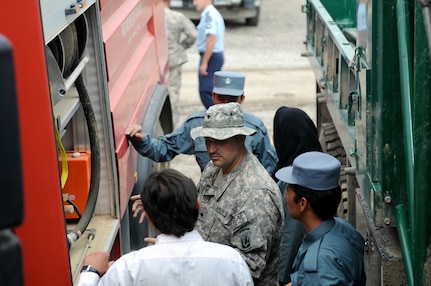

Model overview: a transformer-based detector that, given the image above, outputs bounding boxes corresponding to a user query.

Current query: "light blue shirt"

[77,230,253,286]
[196,5,225,52]
[291,218,366,286]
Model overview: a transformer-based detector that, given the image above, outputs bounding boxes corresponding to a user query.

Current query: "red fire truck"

[0,0,171,285]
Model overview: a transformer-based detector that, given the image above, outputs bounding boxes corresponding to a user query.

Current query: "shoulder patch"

[232,211,249,231]
[205,14,212,29]
[205,14,212,23]
[233,224,264,252]
[239,228,252,250]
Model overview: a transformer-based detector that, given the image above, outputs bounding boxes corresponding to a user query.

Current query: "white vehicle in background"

[171,0,261,26]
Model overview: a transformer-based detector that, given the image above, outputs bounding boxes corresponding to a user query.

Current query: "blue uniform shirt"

[278,180,306,284]
[291,218,366,286]
[130,110,278,174]
[196,5,225,53]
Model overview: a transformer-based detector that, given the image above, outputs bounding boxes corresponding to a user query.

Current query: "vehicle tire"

[128,84,172,250]
[246,7,260,26]
[146,120,169,238]
[151,120,170,173]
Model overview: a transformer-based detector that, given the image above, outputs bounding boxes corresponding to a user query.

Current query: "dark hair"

[213,93,244,103]
[272,106,323,180]
[291,184,341,220]
[204,134,246,144]
[140,169,198,237]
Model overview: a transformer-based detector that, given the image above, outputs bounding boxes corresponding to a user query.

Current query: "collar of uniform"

[302,218,336,247]
[202,4,214,17]
[155,230,203,244]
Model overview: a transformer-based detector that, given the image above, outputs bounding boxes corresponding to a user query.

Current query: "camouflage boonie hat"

[190,102,256,140]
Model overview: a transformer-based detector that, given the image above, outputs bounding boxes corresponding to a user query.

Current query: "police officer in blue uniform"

[193,0,225,109]
[125,71,278,175]
[276,151,366,286]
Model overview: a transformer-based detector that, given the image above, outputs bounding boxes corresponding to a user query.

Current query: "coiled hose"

[66,73,101,249]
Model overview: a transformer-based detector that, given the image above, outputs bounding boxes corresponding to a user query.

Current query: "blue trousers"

[199,52,224,109]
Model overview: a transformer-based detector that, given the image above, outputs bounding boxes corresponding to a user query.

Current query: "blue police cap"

[275,151,341,191]
[213,71,245,97]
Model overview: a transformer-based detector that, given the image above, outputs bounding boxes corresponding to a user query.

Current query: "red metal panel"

[1,1,71,286]
[116,142,138,216]
[110,40,159,146]
[151,0,169,82]
[102,0,153,82]
[100,0,168,216]
[101,0,160,147]
[101,0,168,146]
[99,0,127,18]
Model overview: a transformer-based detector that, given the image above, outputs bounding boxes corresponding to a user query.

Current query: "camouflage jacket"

[164,7,197,67]
[195,152,285,286]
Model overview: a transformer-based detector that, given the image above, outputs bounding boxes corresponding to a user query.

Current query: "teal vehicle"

[302,0,431,284]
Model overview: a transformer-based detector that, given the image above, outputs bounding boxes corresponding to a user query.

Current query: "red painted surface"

[100,0,168,215]
[0,0,168,283]
[1,2,72,285]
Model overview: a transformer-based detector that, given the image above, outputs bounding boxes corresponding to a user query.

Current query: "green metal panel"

[320,0,357,28]
[365,0,431,283]
[303,0,431,284]
[412,2,431,284]
[378,0,406,220]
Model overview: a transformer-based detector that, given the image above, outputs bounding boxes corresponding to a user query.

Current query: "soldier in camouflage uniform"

[191,102,285,286]
[163,0,197,124]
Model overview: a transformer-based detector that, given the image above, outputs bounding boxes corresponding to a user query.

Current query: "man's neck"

[202,3,211,11]
[301,212,324,233]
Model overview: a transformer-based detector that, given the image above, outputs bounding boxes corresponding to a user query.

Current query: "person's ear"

[298,197,308,212]
[239,95,245,104]
[197,199,201,212]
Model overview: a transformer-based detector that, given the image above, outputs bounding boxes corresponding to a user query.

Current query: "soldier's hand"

[130,194,146,224]
[125,124,143,141]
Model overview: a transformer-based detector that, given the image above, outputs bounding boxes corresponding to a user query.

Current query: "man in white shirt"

[77,169,253,286]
